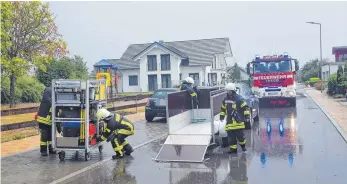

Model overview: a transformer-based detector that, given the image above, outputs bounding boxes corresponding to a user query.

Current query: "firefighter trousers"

[110,133,133,157]
[227,129,246,150]
[40,128,53,153]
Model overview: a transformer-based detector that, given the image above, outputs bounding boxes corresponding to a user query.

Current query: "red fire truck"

[246,53,299,107]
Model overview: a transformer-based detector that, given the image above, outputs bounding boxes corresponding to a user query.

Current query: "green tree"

[340,62,347,88]
[69,55,89,80]
[1,2,68,107]
[300,59,319,82]
[226,63,241,82]
[299,58,329,82]
[36,55,89,86]
[337,65,343,84]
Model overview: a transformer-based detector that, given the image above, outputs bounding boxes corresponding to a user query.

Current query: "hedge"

[1,76,45,104]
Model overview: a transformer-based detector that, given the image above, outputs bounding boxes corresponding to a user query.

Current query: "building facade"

[99,38,233,92]
[321,46,347,81]
[332,46,347,62]
[321,62,345,81]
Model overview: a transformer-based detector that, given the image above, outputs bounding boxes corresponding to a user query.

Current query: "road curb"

[49,134,167,184]
[304,89,347,143]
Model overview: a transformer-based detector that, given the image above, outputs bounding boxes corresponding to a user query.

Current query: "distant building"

[95,38,233,92]
[332,46,347,62]
[321,62,345,81]
[321,46,347,81]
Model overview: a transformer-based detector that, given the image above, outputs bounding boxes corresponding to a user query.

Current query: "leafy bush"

[309,77,320,87]
[1,76,45,104]
[17,76,45,102]
[327,74,337,96]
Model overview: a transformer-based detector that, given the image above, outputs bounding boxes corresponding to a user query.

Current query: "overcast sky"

[50,1,347,71]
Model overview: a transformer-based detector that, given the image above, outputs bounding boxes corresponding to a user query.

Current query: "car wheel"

[145,114,155,122]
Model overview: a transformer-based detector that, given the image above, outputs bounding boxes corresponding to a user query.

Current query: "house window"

[148,75,158,91]
[128,75,138,86]
[161,54,171,71]
[208,73,217,86]
[161,74,171,88]
[147,55,157,71]
[189,73,199,86]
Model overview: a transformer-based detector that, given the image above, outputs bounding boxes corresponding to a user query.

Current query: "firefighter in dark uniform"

[220,83,251,153]
[37,87,61,156]
[96,108,135,159]
[178,77,199,105]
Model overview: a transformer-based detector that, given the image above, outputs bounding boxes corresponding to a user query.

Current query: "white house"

[106,38,233,92]
[321,61,346,81]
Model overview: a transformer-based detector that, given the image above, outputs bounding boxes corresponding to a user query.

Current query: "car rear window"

[152,91,170,98]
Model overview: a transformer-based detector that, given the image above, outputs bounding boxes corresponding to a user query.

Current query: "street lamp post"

[306,21,323,93]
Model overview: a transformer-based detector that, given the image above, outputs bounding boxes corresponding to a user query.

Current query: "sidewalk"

[0,112,145,157]
[305,88,347,135]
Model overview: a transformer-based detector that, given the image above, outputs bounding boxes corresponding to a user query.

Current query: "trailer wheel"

[98,145,103,153]
[59,151,65,161]
[85,151,90,161]
[75,151,79,160]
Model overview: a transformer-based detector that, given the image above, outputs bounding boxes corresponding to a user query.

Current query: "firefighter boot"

[40,145,48,156]
[123,144,134,156]
[49,144,57,154]
[241,144,247,152]
[112,153,124,160]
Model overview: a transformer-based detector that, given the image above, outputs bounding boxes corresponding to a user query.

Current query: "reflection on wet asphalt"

[1,119,168,184]
[61,88,347,184]
[2,87,347,184]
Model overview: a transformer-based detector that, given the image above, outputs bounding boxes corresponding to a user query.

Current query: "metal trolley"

[51,79,108,161]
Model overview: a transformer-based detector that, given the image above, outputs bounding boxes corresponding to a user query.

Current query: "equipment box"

[56,137,79,148]
[62,122,80,137]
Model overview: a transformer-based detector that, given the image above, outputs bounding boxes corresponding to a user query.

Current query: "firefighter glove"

[96,135,103,142]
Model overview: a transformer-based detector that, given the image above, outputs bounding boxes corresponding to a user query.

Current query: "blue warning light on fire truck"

[254,53,290,62]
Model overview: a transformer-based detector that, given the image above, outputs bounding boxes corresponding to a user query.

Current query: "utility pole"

[306,21,323,93]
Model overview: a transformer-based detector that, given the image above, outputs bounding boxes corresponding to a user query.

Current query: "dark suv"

[145,88,179,122]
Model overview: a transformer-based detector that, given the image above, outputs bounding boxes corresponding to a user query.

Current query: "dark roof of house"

[110,38,232,70]
[332,46,347,54]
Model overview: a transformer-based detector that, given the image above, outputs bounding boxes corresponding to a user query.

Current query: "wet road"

[2,86,347,184]
[1,118,168,184]
[59,86,347,184]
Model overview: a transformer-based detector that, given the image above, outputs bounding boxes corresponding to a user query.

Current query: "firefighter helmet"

[185,77,194,85]
[225,83,236,91]
[96,108,111,120]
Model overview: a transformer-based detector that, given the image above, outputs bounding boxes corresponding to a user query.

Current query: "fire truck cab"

[246,53,299,107]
